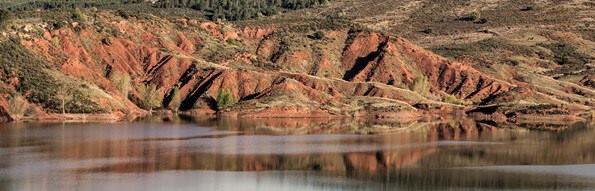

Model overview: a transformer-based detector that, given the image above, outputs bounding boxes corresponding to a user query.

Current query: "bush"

[216,89,235,109]
[109,71,131,99]
[138,84,161,112]
[226,39,243,47]
[0,9,12,29]
[52,21,67,29]
[168,87,182,112]
[308,31,326,40]
[101,37,112,45]
[410,75,430,96]
[469,11,481,22]
[459,11,481,22]
[443,94,471,106]
[72,8,88,22]
[116,9,130,19]
[541,42,589,65]
[55,84,73,114]
[8,95,28,119]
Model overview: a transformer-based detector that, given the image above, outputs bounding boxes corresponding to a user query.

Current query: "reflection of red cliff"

[426,120,497,141]
[28,121,475,174]
[343,147,437,175]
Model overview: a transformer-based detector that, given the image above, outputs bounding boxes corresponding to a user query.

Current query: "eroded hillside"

[0,4,592,125]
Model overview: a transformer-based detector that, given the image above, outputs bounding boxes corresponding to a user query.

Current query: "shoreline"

[2,109,591,131]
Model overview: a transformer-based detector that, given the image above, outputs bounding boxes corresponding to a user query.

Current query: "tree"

[216,89,235,110]
[138,84,161,112]
[72,8,89,23]
[8,95,28,119]
[411,75,430,96]
[0,9,12,29]
[1,0,330,22]
[169,87,182,112]
[56,84,73,115]
[109,71,131,99]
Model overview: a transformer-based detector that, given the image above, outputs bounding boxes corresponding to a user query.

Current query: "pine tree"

[0,9,12,29]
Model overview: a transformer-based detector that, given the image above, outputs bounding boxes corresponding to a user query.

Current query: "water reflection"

[0,119,594,190]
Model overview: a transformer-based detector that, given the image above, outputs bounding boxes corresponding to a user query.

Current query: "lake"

[1,118,594,191]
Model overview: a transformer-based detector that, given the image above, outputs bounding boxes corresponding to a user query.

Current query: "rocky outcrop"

[339,30,512,103]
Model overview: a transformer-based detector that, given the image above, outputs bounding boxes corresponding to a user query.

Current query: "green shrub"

[138,84,161,112]
[168,87,182,112]
[52,21,67,29]
[443,94,471,106]
[54,84,105,114]
[226,39,243,47]
[66,89,105,113]
[72,8,88,22]
[348,100,363,112]
[541,42,589,65]
[0,9,12,29]
[216,89,235,109]
[308,31,326,40]
[469,11,481,22]
[459,10,481,22]
[8,95,27,119]
[410,75,430,96]
[109,71,131,99]
[116,9,130,19]
[50,37,61,48]
[322,70,331,78]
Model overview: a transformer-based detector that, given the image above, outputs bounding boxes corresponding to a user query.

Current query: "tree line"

[0,0,124,11]
[0,0,329,21]
[154,0,329,20]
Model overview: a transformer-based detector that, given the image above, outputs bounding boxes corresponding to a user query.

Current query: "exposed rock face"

[338,31,511,103]
[394,38,512,102]
[1,11,591,121]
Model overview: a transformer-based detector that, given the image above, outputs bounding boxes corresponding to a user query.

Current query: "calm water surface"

[1,118,595,191]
